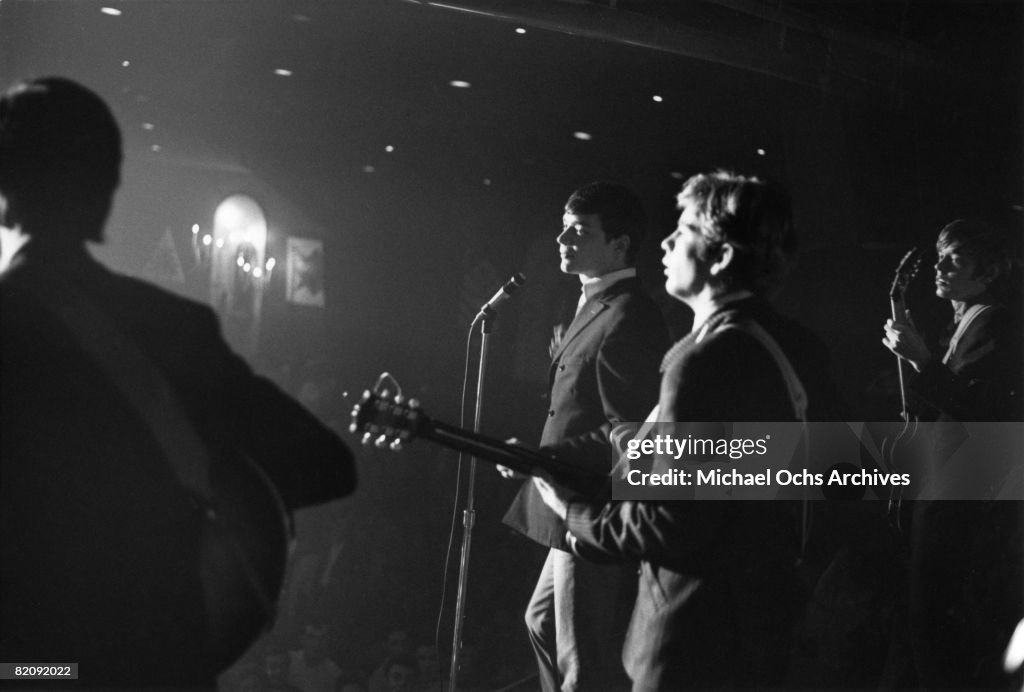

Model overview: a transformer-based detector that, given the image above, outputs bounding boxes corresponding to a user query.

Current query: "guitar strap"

[716,319,812,557]
[942,303,992,365]
[23,274,214,499]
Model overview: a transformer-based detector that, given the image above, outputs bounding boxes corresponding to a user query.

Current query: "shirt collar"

[579,267,636,302]
[692,290,755,341]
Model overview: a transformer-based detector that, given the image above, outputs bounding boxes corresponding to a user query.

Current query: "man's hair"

[678,170,797,295]
[565,182,646,263]
[936,218,1015,297]
[0,76,122,242]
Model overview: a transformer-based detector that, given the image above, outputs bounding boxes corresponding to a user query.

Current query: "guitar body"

[200,455,293,671]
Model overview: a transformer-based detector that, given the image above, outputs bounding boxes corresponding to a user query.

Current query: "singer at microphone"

[475,272,526,321]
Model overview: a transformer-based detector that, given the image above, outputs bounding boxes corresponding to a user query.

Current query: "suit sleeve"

[566,499,725,567]
[207,312,357,510]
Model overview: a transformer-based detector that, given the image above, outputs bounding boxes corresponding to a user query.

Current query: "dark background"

[2,0,1021,687]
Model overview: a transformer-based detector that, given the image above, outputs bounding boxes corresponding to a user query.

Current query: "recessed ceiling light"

[274,69,293,77]
[515,27,526,34]
[121,60,131,68]
[385,145,395,153]
[483,178,492,186]
[101,7,122,16]
[142,123,154,131]
[670,172,684,180]
[756,148,766,156]
[363,165,376,173]
[449,80,471,88]
[150,144,161,152]
[652,95,663,102]
[573,131,592,141]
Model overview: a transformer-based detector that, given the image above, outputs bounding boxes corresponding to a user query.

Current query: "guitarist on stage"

[881,218,1022,689]
[0,77,356,689]
[499,182,669,692]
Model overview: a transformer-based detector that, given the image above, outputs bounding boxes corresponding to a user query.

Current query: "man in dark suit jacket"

[500,183,669,692]
[536,171,842,690]
[0,77,356,689]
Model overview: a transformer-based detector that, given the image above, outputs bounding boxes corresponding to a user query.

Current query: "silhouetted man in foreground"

[0,77,356,689]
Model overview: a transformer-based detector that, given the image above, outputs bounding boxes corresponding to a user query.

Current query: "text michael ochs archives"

[610,422,1024,501]
[623,433,909,489]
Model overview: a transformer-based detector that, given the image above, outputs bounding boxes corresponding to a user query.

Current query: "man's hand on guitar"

[882,317,931,372]
[497,438,528,480]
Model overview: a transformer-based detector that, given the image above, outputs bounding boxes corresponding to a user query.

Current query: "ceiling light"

[449,80,471,88]
[573,131,592,141]
[652,95,663,102]
[515,28,526,34]
[142,123,154,130]
[385,145,395,153]
[101,7,122,16]
[363,165,376,173]
[757,148,766,156]
[274,69,293,77]
[121,61,130,68]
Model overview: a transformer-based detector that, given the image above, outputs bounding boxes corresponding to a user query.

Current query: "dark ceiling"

[1,0,1021,404]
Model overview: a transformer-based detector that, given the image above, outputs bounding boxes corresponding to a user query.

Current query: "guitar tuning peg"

[389,439,403,452]
[348,423,358,434]
[394,394,404,404]
[375,434,389,448]
[380,389,391,399]
[361,432,373,446]
[408,398,420,409]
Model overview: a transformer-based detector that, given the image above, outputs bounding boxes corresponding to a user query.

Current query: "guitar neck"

[422,417,605,495]
[889,296,911,420]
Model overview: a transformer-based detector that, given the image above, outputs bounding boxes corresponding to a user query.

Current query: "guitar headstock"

[349,389,425,451]
[889,247,923,302]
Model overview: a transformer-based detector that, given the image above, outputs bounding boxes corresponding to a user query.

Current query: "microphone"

[475,272,526,320]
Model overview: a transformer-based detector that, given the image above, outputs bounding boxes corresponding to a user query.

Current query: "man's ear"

[614,234,630,257]
[708,242,734,277]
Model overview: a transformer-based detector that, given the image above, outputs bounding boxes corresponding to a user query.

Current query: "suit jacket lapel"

[549,277,638,364]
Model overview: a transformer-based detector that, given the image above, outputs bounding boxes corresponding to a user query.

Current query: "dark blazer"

[910,304,1023,421]
[503,276,668,551]
[0,247,355,688]
[565,298,841,690]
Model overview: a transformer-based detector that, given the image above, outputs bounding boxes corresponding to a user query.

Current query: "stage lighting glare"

[101,7,122,16]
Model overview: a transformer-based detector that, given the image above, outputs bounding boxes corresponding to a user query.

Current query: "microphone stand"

[448,307,494,692]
